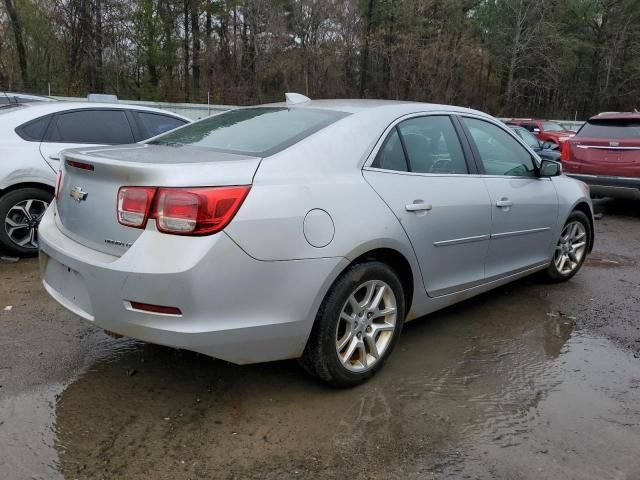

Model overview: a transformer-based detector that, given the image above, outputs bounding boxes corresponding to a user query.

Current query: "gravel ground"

[0,198,639,480]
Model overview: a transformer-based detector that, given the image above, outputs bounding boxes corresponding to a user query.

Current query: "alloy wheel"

[554,220,587,275]
[335,280,397,372]
[4,199,49,250]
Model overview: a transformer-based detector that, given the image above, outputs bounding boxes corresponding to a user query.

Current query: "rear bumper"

[38,206,347,364]
[567,174,640,200]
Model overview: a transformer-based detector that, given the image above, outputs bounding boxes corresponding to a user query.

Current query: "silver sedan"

[39,96,593,387]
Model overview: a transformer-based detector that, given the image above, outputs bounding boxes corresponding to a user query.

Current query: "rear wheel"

[543,210,590,282]
[300,261,405,388]
[0,187,52,256]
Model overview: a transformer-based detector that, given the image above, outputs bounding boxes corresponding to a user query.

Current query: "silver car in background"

[39,96,594,387]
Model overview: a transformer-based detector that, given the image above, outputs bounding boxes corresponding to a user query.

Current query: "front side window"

[463,117,536,177]
[149,107,348,157]
[47,110,134,144]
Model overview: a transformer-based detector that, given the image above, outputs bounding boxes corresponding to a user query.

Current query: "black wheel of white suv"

[543,210,591,282]
[300,261,405,388]
[0,187,52,257]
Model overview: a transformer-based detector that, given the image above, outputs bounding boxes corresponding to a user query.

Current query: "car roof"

[0,101,191,127]
[259,98,492,118]
[590,111,640,121]
[0,91,57,102]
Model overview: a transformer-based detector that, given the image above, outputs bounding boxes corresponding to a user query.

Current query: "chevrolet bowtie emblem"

[70,186,88,202]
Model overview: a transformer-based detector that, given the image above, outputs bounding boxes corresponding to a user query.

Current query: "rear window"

[149,107,348,156]
[578,120,640,139]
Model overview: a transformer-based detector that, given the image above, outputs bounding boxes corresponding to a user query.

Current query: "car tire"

[543,210,591,283]
[0,187,52,257]
[300,261,405,388]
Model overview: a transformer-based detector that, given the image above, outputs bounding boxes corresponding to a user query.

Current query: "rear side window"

[578,120,640,139]
[372,115,468,174]
[137,112,187,138]
[46,110,134,144]
[16,115,52,141]
[397,116,468,174]
[149,107,348,156]
[372,128,408,171]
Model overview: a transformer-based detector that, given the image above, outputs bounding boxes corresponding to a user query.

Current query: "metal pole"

[208,91,210,116]
[48,82,51,97]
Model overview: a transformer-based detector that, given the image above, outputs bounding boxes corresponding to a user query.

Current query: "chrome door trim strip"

[428,261,549,298]
[576,145,640,151]
[491,226,550,240]
[433,234,490,247]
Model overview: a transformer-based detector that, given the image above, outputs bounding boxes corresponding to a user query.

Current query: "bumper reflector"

[129,301,182,316]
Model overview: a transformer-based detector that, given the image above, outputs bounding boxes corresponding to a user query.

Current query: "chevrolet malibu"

[39,96,594,387]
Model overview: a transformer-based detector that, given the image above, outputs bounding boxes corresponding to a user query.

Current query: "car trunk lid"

[55,144,260,256]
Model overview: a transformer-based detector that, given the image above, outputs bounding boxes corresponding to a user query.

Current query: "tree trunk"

[191,3,200,96]
[93,0,104,92]
[183,0,190,100]
[359,0,375,98]
[3,0,29,87]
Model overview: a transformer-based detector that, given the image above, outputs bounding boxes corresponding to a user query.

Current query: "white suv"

[0,101,190,255]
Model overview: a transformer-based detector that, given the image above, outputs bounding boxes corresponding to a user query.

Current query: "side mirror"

[540,159,562,177]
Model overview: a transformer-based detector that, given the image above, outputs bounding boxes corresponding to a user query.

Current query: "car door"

[363,114,492,297]
[39,109,135,170]
[460,116,558,280]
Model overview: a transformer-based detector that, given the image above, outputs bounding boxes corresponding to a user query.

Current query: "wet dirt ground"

[1,198,639,480]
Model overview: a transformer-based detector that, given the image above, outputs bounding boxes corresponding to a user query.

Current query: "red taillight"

[560,141,570,161]
[116,185,250,235]
[117,187,157,228]
[54,171,63,199]
[129,301,182,316]
[153,186,250,235]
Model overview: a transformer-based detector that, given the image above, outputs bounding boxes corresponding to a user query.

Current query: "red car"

[562,112,640,200]
[506,119,575,146]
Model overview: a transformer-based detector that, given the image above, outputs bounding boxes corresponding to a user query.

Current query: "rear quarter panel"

[0,140,56,190]
[223,110,425,296]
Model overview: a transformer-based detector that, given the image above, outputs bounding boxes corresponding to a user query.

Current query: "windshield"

[149,107,348,156]
[542,122,564,132]
[516,128,540,148]
[578,119,640,139]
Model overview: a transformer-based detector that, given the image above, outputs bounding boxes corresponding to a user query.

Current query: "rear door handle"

[405,201,433,212]
[495,198,513,208]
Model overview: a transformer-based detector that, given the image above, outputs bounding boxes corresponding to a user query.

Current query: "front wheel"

[300,261,405,388]
[543,210,591,282]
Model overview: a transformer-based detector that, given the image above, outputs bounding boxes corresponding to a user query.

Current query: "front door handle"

[405,201,433,212]
[495,198,513,208]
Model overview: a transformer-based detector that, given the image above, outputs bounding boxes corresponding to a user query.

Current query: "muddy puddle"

[49,282,640,480]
